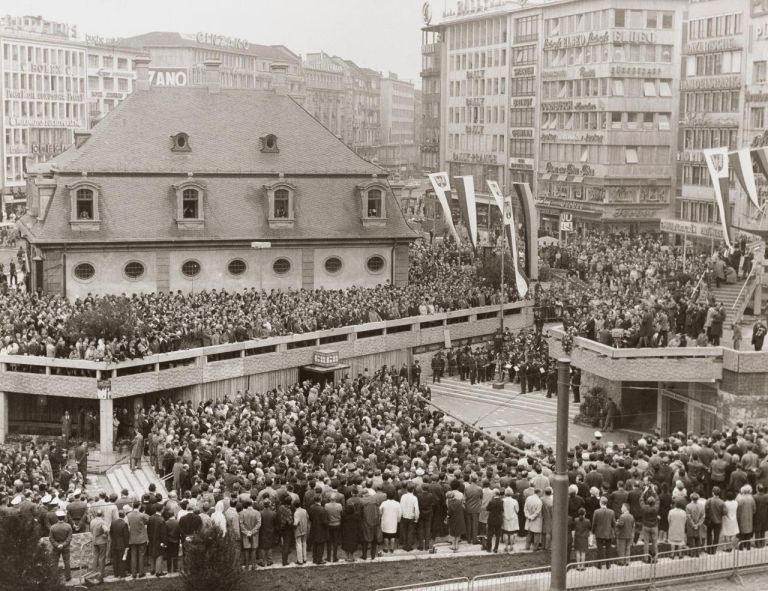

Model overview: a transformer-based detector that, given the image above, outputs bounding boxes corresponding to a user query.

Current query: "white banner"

[505,191,528,299]
[703,146,732,249]
[486,179,505,214]
[428,172,460,243]
[455,175,478,248]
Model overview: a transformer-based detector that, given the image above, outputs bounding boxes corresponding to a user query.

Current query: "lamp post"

[550,358,571,591]
[251,241,271,291]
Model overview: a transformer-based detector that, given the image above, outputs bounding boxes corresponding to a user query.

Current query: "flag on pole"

[502,194,528,299]
[753,146,768,185]
[486,179,505,214]
[703,146,732,248]
[428,172,460,244]
[730,148,760,210]
[454,175,478,248]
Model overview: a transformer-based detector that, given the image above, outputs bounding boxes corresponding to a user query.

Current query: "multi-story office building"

[333,58,381,161]
[303,51,345,138]
[119,31,304,98]
[380,73,416,145]
[676,0,768,240]
[420,25,443,173]
[84,36,138,127]
[1,15,87,216]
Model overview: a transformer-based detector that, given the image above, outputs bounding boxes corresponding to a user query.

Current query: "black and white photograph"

[1,0,768,590]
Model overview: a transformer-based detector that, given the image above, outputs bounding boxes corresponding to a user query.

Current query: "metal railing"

[378,538,768,591]
[730,267,757,325]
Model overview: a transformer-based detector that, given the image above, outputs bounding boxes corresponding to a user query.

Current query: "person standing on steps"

[752,318,767,351]
[130,429,144,471]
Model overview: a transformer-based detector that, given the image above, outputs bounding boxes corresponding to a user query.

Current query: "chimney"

[133,56,151,91]
[74,131,91,148]
[203,59,222,94]
[270,62,289,95]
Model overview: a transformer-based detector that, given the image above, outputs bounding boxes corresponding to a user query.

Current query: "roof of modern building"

[23,84,417,244]
[118,31,300,63]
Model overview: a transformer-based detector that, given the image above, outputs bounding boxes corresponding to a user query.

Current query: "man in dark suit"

[307,495,329,564]
[464,476,483,544]
[126,503,149,578]
[49,511,73,581]
[592,497,615,567]
[110,510,130,578]
[74,441,88,480]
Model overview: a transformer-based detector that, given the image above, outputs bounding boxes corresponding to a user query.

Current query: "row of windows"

[87,54,131,71]
[542,77,672,100]
[3,72,86,94]
[447,17,508,50]
[87,75,131,92]
[681,165,738,188]
[544,43,673,68]
[509,108,534,128]
[682,129,739,152]
[542,144,669,165]
[685,51,742,77]
[4,99,87,121]
[72,255,386,283]
[683,90,741,114]
[449,49,507,72]
[448,105,506,125]
[678,201,729,226]
[514,16,539,43]
[447,133,505,155]
[448,77,506,98]
[513,45,536,66]
[687,13,743,41]
[541,111,671,131]
[2,42,84,68]
[509,139,534,158]
[545,9,673,37]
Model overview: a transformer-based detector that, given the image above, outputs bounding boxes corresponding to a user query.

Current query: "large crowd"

[538,233,759,349]
[2,363,768,582]
[0,242,519,360]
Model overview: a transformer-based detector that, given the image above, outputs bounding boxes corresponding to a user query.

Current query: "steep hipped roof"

[51,87,383,175]
[119,31,300,63]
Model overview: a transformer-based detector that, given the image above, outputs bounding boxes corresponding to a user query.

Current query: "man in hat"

[49,510,73,581]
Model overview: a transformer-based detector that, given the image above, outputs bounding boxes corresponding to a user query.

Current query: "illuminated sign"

[466,69,485,79]
[510,128,533,138]
[541,133,603,144]
[85,34,125,47]
[544,31,610,50]
[660,218,724,238]
[542,100,572,112]
[31,143,67,155]
[452,153,498,164]
[545,162,595,176]
[511,97,534,108]
[609,65,663,78]
[685,37,739,53]
[513,66,535,77]
[680,75,741,90]
[196,32,249,50]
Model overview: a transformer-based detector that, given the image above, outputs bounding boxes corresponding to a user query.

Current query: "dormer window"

[263,180,296,228]
[260,134,279,153]
[171,132,191,152]
[357,180,388,228]
[68,181,101,231]
[173,180,206,229]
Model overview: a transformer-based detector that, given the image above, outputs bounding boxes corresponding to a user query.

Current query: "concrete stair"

[105,459,169,499]
[429,377,578,420]
[707,278,755,322]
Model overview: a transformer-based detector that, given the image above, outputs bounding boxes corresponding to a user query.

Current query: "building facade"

[84,36,139,127]
[303,51,345,137]
[334,58,381,161]
[20,59,416,299]
[380,73,416,145]
[119,31,305,98]
[675,0,768,240]
[420,25,443,174]
[1,15,87,218]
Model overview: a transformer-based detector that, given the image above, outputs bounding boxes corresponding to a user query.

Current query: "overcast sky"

[17,0,430,84]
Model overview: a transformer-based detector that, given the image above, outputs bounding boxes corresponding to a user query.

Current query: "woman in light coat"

[721,490,740,549]
[736,485,756,550]
[502,488,520,553]
[524,490,543,551]
[667,499,688,558]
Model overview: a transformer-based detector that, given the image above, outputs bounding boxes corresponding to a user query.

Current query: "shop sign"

[746,91,768,103]
[509,158,534,170]
[535,199,597,213]
[542,132,603,144]
[5,90,76,101]
[149,68,188,86]
[676,150,705,163]
[543,31,610,51]
[21,63,74,75]
[465,125,484,134]
[452,153,498,164]
[609,207,659,219]
[659,218,722,238]
[466,69,485,79]
[85,34,125,47]
[574,101,597,111]
[8,117,79,127]
[196,32,249,50]
[680,75,741,91]
[542,100,573,112]
[609,65,663,78]
[510,128,533,138]
[612,31,657,44]
[545,162,595,177]
[579,67,596,78]
[513,66,535,77]
[511,97,534,108]
[31,143,66,155]
[542,69,567,79]
[685,37,739,53]
[466,97,484,106]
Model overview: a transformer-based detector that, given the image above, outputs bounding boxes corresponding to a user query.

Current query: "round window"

[227,259,247,276]
[367,255,385,273]
[124,261,145,280]
[181,260,201,278]
[73,263,95,281]
[324,257,342,274]
[272,258,291,275]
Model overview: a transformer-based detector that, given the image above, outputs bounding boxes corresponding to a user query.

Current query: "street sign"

[250,241,272,249]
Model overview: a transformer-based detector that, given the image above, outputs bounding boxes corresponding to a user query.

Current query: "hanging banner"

[503,190,528,299]
[486,179,505,214]
[428,172,460,244]
[730,148,760,209]
[754,146,768,185]
[703,147,732,248]
[454,175,478,248]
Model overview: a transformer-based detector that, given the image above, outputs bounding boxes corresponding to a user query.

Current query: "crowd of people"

[538,233,759,349]
[2,361,768,582]
[0,241,519,360]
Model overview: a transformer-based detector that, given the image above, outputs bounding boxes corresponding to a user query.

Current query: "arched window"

[357,181,388,226]
[76,188,94,220]
[182,188,199,219]
[263,181,296,227]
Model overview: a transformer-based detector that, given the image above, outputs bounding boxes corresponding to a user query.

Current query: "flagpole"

[683,229,687,273]
[494,201,506,389]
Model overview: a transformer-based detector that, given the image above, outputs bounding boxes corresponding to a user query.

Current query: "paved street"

[429,377,628,448]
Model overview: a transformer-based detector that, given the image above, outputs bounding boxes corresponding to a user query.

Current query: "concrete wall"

[312,247,391,289]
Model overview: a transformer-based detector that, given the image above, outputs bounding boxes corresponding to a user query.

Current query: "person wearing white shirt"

[379,492,402,554]
[399,483,420,551]
[211,508,227,537]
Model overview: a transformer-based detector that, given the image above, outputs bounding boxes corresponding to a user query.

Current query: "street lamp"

[251,241,271,291]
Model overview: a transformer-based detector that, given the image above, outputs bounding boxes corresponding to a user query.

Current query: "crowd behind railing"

[537,233,767,351]
[2,363,767,582]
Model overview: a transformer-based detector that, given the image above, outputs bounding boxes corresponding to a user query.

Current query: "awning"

[540,173,552,180]
[556,174,567,182]
[302,363,350,373]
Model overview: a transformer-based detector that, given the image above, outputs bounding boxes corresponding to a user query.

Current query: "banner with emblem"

[703,146,732,248]
[486,179,505,215]
[428,172,460,243]
[453,175,478,248]
[503,194,528,298]
[729,148,761,210]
